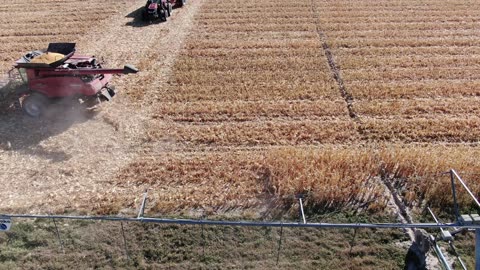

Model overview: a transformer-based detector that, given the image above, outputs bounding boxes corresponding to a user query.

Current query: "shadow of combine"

[0,86,98,162]
[125,6,165,27]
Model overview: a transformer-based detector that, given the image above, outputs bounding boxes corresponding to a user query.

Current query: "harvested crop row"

[9,5,117,13]
[329,37,479,48]
[186,32,318,42]
[338,55,480,70]
[196,17,316,25]
[355,97,480,117]
[359,116,480,143]
[343,67,480,81]
[348,80,480,99]
[0,29,86,38]
[317,9,480,18]
[327,29,480,39]
[321,21,480,32]
[335,46,480,57]
[184,39,321,50]
[154,100,348,122]
[185,47,321,57]
[175,56,330,73]
[148,118,357,147]
[317,16,479,25]
[0,35,81,50]
[147,82,337,102]
[199,12,315,20]
[205,4,311,12]
[199,24,317,33]
[174,70,333,85]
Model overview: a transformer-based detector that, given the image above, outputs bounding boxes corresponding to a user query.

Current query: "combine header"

[10,43,138,117]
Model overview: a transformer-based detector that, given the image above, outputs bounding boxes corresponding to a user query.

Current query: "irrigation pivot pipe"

[477,229,480,270]
[449,169,480,270]
[451,169,480,209]
[3,214,480,229]
[433,240,452,270]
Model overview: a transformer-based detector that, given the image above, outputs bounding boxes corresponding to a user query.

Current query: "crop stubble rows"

[1,0,480,215]
[315,0,480,205]
[111,0,480,215]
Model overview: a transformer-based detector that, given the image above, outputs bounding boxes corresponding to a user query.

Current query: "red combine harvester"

[11,43,138,117]
[143,0,186,22]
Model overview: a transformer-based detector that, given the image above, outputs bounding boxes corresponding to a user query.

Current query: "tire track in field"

[381,175,415,241]
[309,0,419,248]
[309,1,426,259]
[309,0,358,120]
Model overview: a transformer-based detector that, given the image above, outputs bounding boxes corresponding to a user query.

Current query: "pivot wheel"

[22,93,49,117]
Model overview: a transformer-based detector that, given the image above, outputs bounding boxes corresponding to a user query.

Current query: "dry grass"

[114,147,386,214]
[267,146,480,209]
[112,145,480,214]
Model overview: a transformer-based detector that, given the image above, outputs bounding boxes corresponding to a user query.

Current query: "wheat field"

[115,0,480,214]
[0,0,479,217]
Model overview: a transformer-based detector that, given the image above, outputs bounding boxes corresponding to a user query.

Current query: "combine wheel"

[177,0,185,7]
[22,93,49,117]
[167,3,173,16]
[159,9,167,21]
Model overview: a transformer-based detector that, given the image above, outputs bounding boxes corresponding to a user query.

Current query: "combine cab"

[11,43,138,117]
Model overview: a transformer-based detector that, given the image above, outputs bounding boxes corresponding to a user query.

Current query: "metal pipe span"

[3,214,480,229]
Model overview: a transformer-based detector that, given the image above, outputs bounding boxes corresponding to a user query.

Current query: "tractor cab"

[143,0,170,22]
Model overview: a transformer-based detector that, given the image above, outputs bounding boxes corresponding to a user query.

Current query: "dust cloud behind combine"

[0,0,203,214]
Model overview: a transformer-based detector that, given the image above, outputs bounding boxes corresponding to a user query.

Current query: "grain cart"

[11,43,138,117]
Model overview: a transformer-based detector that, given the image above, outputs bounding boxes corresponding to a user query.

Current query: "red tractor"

[11,43,138,117]
[143,0,186,22]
